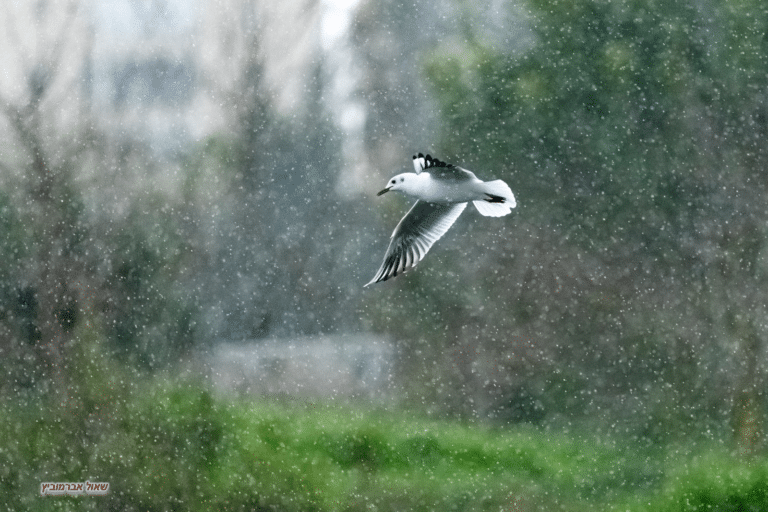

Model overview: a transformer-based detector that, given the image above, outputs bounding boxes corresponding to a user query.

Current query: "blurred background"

[1,0,767,510]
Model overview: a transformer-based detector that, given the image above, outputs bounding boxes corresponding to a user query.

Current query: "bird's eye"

[391,180,396,184]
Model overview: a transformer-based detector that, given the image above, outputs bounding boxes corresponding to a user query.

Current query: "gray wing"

[366,201,467,286]
[431,165,477,183]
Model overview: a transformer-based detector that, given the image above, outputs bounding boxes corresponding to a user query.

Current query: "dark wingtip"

[485,193,506,203]
[421,153,450,169]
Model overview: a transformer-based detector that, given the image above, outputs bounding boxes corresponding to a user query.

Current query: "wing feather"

[366,201,467,285]
[412,152,477,181]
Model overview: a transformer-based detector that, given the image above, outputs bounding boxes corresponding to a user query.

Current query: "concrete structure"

[208,334,394,400]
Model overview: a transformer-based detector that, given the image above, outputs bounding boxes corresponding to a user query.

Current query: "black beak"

[377,187,391,196]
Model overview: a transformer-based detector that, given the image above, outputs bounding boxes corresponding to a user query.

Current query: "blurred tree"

[0,0,203,389]
[419,0,768,443]
[350,0,439,177]
[96,198,199,369]
[0,0,96,398]
[182,0,362,340]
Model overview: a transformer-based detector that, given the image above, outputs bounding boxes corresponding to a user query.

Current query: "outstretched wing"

[412,152,477,182]
[366,201,467,286]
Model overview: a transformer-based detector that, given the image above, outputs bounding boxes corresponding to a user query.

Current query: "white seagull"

[366,153,516,286]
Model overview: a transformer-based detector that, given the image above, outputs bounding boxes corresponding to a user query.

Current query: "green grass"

[1,376,767,511]
[610,450,768,512]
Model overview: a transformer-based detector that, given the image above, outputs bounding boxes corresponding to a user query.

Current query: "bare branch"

[0,0,32,79]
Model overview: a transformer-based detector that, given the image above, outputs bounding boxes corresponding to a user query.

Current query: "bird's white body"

[367,153,516,285]
[393,172,488,203]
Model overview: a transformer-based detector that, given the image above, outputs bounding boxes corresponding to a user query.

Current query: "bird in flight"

[367,153,516,286]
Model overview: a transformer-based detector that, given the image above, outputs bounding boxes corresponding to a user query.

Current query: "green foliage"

[0,192,26,273]
[0,192,31,323]
[426,0,768,251]
[102,198,199,368]
[415,0,768,443]
[0,193,41,391]
[612,451,768,511]
[2,346,768,511]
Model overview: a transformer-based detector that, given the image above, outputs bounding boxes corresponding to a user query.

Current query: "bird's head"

[377,172,419,196]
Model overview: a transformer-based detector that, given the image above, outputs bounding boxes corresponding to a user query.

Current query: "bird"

[366,153,516,286]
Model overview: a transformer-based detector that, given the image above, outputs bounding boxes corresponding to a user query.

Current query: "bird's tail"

[473,179,516,217]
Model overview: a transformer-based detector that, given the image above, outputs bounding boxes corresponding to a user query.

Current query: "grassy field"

[1,376,767,511]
